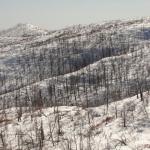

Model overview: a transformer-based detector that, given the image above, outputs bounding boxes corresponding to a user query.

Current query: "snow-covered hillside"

[0,17,150,149]
[0,18,150,106]
[0,23,48,37]
[0,92,150,150]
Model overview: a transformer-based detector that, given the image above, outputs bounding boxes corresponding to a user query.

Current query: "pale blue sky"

[0,0,150,30]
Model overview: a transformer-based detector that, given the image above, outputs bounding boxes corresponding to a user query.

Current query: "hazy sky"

[0,0,150,30]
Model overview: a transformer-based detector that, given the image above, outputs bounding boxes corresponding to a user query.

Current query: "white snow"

[0,92,150,150]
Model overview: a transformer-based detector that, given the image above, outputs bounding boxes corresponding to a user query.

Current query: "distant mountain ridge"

[1,17,150,38]
[0,23,49,37]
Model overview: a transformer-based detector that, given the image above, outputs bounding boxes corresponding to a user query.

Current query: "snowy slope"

[0,17,150,150]
[0,92,150,150]
[0,23,48,37]
[0,17,150,107]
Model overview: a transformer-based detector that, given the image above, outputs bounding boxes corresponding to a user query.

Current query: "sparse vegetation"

[0,18,150,149]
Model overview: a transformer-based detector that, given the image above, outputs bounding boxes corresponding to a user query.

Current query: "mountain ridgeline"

[0,18,150,109]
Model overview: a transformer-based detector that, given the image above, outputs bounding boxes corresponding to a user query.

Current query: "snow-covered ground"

[0,92,150,150]
[0,17,150,149]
